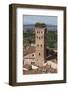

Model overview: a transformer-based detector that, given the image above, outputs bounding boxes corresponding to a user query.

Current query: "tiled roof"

[24,46,35,56]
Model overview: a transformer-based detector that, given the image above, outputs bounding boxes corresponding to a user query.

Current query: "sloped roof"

[24,46,57,61]
[24,46,35,56]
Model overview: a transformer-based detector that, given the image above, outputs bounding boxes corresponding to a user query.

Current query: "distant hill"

[23,24,57,32]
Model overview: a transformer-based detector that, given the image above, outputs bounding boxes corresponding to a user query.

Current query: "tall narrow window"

[39,53,40,56]
[41,44,42,47]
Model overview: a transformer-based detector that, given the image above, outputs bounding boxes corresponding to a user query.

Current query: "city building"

[35,23,47,67]
[23,23,47,67]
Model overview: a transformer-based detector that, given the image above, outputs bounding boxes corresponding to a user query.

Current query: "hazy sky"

[23,15,57,25]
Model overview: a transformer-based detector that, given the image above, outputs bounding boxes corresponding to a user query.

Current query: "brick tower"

[35,23,47,67]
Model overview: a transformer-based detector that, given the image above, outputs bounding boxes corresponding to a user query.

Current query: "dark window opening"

[37,44,39,47]
[39,53,40,56]
[32,54,34,56]
[39,37,40,39]
[31,62,35,65]
[37,31,38,33]
[41,44,42,47]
